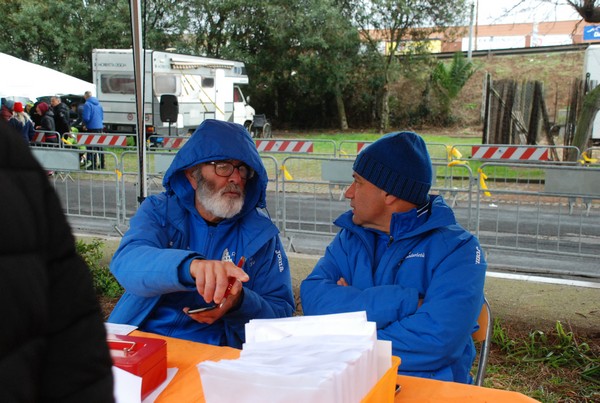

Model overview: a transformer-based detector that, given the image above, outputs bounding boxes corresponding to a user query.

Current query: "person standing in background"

[35,102,58,144]
[82,91,105,169]
[50,96,71,136]
[1,99,14,122]
[29,101,42,127]
[8,101,35,144]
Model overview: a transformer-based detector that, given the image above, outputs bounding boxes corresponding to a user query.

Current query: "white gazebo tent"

[0,52,94,101]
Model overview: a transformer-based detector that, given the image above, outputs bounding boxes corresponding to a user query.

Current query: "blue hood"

[163,119,267,212]
[86,96,100,106]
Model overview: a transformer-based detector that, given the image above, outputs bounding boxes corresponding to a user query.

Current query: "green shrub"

[75,239,123,298]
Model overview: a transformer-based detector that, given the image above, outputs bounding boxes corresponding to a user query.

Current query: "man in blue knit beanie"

[301,131,487,384]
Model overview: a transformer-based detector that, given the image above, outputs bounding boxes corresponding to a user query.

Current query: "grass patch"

[487,319,600,402]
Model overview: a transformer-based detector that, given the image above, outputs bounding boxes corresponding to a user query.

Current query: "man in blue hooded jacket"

[300,131,486,384]
[109,120,294,348]
[82,91,105,169]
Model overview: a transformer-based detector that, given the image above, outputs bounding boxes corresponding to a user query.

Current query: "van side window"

[101,74,135,94]
[202,77,214,88]
[154,74,178,95]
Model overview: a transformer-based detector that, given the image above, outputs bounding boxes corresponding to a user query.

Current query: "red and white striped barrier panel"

[357,142,371,153]
[77,133,129,147]
[471,146,549,161]
[162,137,188,149]
[32,132,46,142]
[255,140,313,153]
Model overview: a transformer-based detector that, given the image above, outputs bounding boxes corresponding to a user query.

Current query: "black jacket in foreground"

[0,121,115,402]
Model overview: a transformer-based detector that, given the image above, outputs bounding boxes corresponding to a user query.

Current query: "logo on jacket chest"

[405,251,425,259]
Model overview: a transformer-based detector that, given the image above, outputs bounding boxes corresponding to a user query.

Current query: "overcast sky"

[474,0,581,25]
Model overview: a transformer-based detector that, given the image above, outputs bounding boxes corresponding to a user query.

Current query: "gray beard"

[196,176,245,219]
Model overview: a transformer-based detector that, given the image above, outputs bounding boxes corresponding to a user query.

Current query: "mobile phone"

[187,305,217,314]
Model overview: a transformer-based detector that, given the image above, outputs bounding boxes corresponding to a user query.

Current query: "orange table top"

[132,330,538,403]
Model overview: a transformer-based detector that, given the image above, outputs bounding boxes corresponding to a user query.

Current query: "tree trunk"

[335,84,348,130]
[273,86,279,120]
[567,86,600,161]
[378,83,390,134]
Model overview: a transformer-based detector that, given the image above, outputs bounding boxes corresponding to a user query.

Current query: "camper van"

[583,44,600,143]
[92,49,255,137]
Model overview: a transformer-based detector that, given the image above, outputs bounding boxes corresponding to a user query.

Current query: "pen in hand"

[220,256,245,308]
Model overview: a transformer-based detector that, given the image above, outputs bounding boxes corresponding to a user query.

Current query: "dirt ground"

[95,236,599,341]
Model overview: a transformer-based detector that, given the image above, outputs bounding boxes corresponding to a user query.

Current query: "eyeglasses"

[207,161,255,180]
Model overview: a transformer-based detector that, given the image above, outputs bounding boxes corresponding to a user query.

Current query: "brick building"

[371,20,600,54]
[451,20,595,52]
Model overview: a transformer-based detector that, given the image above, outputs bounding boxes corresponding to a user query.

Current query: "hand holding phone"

[186,305,218,314]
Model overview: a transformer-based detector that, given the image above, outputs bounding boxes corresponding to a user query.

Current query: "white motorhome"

[92,49,255,137]
[583,44,600,143]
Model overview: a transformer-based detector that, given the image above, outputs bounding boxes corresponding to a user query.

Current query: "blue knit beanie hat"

[353,131,432,206]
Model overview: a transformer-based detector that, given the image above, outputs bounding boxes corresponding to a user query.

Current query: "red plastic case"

[108,335,167,400]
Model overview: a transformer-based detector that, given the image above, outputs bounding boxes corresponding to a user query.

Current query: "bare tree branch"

[567,0,600,22]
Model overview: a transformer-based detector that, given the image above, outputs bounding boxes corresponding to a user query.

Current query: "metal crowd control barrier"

[427,142,453,162]
[261,155,281,228]
[476,162,600,263]
[42,134,599,271]
[118,149,281,229]
[432,162,476,231]
[118,149,178,223]
[30,130,61,147]
[30,146,122,233]
[279,156,477,251]
[336,140,449,162]
[337,140,372,157]
[279,156,350,250]
[119,150,145,223]
[582,147,600,166]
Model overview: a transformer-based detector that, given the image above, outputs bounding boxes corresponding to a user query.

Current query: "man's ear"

[184,166,199,190]
[384,193,397,205]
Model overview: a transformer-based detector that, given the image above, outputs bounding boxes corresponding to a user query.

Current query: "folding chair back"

[472,297,492,386]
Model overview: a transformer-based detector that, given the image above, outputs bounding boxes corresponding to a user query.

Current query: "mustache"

[220,183,242,195]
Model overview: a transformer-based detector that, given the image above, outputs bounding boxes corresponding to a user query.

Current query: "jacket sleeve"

[222,236,295,344]
[378,234,486,377]
[82,103,91,126]
[301,232,421,327]
[110,197,202,297]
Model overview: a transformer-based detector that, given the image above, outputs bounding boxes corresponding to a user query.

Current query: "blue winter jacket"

[109,120,294,347]
[82,96,103,130]
[300,195,486,383]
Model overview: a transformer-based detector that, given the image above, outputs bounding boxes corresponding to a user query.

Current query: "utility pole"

[468,2,475,61]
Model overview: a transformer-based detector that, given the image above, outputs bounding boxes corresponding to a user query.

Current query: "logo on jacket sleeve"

[275,249,284,272]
